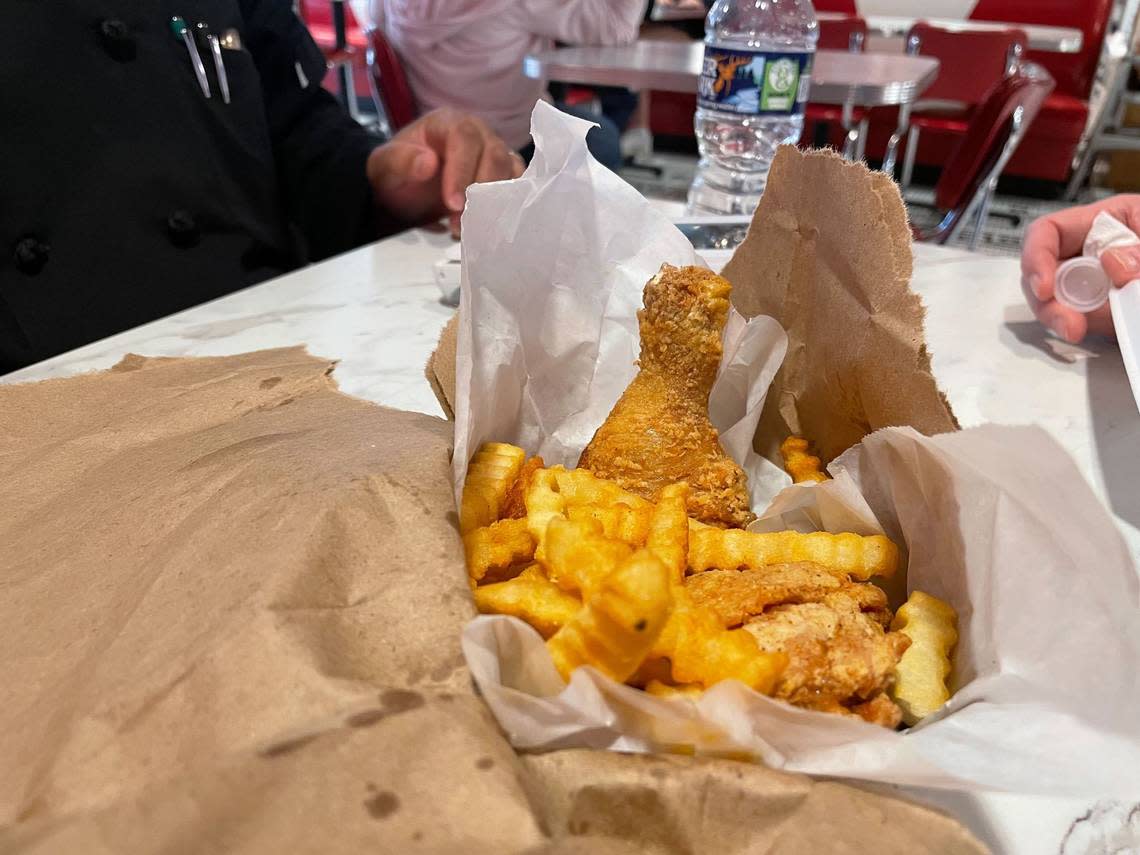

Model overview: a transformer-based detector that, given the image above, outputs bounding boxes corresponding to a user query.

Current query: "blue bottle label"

[697,47,813,116]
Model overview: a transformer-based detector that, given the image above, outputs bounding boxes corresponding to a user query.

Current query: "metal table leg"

[855,117,869,162]
[330,0,358,118]
[901,125,921,190]
[882,102,913,176]
[840,100,860,160]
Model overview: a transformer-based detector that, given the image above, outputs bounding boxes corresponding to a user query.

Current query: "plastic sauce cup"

[1054,256,1112,313]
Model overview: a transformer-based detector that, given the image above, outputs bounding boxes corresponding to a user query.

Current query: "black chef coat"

[1,1,382,373]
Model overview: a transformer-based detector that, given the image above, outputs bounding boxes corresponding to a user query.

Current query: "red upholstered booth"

[968,0,1110,181]
[811,0,1110,183]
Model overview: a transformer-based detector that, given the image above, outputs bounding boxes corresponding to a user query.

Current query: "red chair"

[803,15,867,157]
[896,23,1027,188]
[298,0,375,117]
[299,0,366,64]
[366,28,417,133]
[812,0,857,12]
[970,0,1113,183]
[914,62,1053,248]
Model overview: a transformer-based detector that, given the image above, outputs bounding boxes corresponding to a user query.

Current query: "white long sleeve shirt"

[373,0,647,149]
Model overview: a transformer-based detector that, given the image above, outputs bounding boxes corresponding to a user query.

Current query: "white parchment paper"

[454,103,1140,797]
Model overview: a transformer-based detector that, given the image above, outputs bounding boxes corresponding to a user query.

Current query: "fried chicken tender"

[684,564,889,628]
[578,265,754,528]
[850,694,904,728]
[743,592,910,725]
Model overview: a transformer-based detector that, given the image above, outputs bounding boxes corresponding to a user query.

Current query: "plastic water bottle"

[688,0,819,216]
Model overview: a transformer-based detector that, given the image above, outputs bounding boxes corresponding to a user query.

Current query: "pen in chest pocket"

[195,22,231,104]
[169,16,210,98]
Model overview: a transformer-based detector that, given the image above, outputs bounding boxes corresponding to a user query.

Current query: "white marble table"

[525,41,940,107]
[4,228,1138,854]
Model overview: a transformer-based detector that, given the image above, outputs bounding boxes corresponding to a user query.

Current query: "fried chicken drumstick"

[578,265,753,528]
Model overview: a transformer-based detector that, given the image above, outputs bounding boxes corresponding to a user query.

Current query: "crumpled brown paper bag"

[0,348,985,853]
[721,146,959,463]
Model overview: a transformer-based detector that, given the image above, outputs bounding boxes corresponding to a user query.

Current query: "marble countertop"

[4,227,1138,854]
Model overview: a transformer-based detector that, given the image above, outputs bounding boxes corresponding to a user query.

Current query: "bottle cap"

[1055,257,1111,313]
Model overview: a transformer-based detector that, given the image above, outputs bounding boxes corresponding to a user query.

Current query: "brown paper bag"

[722,146,959,462]
[0,349,985,853]
[426,313,459,419]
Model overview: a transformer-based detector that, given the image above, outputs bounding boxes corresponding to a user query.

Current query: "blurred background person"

[372,0,648,171]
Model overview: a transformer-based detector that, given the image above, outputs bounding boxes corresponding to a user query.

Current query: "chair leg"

[840,101,858,160]
[1065,144,1101,201]
[882,103,913,176]
[333,62,350,112]
[968,178,998,252]
[365,63,393,138]
[1065,53,1132,200]
[855,118,869,162]
[901,126,920,190]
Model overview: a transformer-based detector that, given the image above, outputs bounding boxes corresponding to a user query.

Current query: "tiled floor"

[619,150,1105,258]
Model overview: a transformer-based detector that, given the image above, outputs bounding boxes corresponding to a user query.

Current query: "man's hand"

[1022,194,1140,343]
[366,108,525,237]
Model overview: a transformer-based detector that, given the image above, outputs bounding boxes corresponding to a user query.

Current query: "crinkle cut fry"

[646,483,689,581]
[474,573,582,639]
[552,467,651,511]
[559,498,899,583]
[688,522,899,580]
[652,585,786,694]
[890,591,958,725]
[546,549,673,683]
[780,436,829,484]
[463,518,536,583]
[501,455,546,520]
[567,503,651,546]
[543,516,632,598]
[461,442,526,534]
[524,466,567,564]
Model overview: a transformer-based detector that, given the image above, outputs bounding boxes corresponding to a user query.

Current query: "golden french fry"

[890,591,958,725]
[542,516,632,597]
[500,455,546,520]
[547,549,673,683]
[552,467,651,512]
[780,436,829,484]
[688,522,899,580]
[652,586,786,694]
[463,518,535,583]
[647,483,689,581]
[474,574,582,639]
[525,467,567,564]
[645,680,704,699]
[516,562,547,582]
[628,655,674,687]
[567,502,651,546]
[461,443,526,534]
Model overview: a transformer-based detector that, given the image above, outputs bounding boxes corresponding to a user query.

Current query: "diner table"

[524,42,939,171]
[821,13,1085,55]
[3,224,1137,854]
[646,3,1084,53]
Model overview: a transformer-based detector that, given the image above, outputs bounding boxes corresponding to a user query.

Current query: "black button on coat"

[0,0,381,373]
